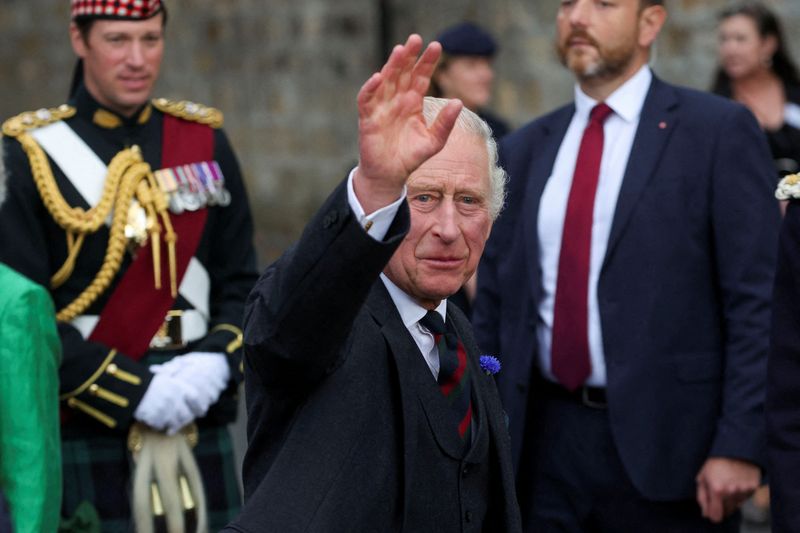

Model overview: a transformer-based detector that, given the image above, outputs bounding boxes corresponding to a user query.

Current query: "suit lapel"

[523,105,575,302]
[604,77,679,262]
[365,283,466,461]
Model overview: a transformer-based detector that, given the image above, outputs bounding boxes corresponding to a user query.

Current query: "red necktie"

[551,103,613,391]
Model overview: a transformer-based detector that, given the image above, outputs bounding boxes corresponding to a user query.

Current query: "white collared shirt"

[381,274,447,379]
[346,167,406,241]
[537,66,653,387]
[346,170,446,379]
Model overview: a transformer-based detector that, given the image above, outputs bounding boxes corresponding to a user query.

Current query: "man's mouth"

[120,76,150,89]
[421,257,465,268]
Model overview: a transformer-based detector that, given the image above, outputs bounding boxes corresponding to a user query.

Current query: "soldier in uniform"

[0,1,258,530]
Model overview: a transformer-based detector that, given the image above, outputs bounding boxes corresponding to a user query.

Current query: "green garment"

[0,263,62,533]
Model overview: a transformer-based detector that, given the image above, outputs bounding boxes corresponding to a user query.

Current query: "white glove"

[134,372,197,435]
[149,352,230,419]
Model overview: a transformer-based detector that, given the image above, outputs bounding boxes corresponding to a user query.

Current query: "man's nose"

[433,200,461,243]
[569,0,593,28]
[127,41,146,67]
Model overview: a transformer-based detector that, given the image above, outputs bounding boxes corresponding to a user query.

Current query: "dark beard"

[557,34,637,83]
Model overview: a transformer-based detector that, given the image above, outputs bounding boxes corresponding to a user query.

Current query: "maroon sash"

[89,115,212,359]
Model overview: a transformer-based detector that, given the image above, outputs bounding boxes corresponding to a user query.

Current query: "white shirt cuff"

[346,167,406,241]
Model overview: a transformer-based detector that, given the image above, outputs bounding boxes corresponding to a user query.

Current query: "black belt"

[537,378,608,409]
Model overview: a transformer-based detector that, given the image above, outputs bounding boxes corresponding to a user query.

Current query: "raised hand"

[354,34,463,213]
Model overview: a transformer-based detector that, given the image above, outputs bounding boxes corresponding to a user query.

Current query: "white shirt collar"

[380,273,447,328]
[574,65,653,123]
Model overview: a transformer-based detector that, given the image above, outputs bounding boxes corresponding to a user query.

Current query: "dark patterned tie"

[420,311,473,443]
[551,103,614,391]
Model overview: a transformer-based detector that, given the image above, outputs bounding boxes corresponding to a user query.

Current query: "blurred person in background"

[430,21,511,318]
[713,1,800,179]
[431,21,510,143]
[0,0,258,530]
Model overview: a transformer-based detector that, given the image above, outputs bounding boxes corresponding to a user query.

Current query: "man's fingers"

[696,478,710,518]
[428,98,463,146]
[380,35,424,92]
[410,41,443,95]
[706,488,725,523]
[396,37,424,92]
[357,72,383,113]
[361,35,439,115]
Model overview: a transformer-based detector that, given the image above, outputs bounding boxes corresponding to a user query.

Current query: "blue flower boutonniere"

[479,355,501,376]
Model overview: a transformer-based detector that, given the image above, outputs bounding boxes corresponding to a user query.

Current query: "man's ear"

[69,22,88,59]
[638,5,668,49]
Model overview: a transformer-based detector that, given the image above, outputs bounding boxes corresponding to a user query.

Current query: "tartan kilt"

[60,424,241,532]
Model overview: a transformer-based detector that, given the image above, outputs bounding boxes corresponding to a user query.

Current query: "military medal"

[155,160,232,213]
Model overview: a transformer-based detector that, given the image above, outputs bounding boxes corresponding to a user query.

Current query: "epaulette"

[2,105,76,138]
[151,98,223,129]
[776,173,800,200]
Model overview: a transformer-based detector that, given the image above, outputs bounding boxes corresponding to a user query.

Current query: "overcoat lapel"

[365,283,484,462]
[363,283,419,528]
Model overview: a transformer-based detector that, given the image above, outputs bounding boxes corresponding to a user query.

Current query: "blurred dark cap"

[435,22,497,57]
[71,0,164,21]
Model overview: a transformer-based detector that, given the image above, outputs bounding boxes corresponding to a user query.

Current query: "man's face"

[70,14,165,117]
[556,0,647,83]
[435,56,495,111]
[384,128,493,309]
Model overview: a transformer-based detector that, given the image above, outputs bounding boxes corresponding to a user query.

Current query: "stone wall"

[2,0,799,264]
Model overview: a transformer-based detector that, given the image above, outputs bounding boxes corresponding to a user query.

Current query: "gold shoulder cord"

[3,107,178,322]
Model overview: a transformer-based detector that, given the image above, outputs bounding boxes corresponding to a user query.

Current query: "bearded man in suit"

[473,0,779,531]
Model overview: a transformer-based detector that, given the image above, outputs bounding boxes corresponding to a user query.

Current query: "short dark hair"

[711,1,800,95]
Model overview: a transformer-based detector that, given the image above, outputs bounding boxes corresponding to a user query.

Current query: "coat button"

[465,510,473,523]
[462,465,470,477]
[322,211,338,228]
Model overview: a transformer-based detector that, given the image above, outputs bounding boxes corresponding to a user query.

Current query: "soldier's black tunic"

[0,83,258,531]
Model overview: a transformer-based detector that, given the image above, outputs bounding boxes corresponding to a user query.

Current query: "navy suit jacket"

[226,181,522,532]
[473,76,780,501]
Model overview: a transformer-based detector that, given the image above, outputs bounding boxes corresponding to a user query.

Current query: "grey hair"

[421,96,507,220]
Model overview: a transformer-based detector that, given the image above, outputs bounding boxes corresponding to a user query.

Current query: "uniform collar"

[72,83,153,129]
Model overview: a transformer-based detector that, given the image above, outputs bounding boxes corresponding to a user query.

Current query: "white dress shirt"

[537,66,652,387]
[346,169,446,379]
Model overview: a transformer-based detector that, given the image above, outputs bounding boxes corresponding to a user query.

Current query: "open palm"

[356,35,463,194]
